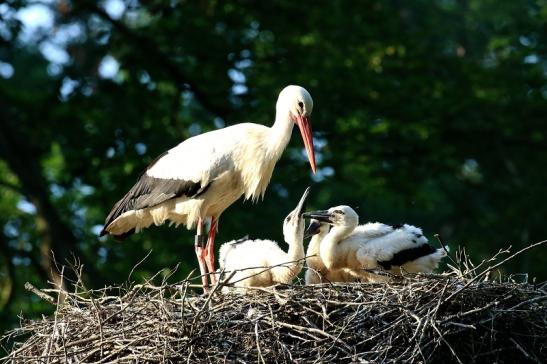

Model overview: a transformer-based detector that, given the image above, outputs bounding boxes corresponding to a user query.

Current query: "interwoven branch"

[2,245,546,363]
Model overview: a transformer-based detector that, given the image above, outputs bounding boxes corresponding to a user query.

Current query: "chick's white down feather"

[305,221,359,284]
[310,206,447,283]
[219,238,304,287]
[218,188,309,289]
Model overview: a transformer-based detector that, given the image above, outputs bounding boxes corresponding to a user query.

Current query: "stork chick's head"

[303,205,359,230]
[282,187,311,244]
[276,85,316,173]
[304,218,330,239]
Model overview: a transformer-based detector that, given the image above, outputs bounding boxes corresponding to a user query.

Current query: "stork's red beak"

[296,115,316,174]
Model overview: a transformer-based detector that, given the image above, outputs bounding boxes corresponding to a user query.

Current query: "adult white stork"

[100,85,316,290]
[304,206,446,282]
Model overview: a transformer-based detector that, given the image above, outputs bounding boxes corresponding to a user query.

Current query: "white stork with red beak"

[100,85,316,290]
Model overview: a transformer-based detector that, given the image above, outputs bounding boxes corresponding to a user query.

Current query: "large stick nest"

[2,246,547,363]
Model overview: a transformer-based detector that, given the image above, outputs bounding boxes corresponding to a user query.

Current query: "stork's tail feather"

[101,172,205,238]
[99,228,135,240]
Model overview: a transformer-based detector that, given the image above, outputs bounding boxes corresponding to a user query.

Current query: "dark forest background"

[1,0,546,332]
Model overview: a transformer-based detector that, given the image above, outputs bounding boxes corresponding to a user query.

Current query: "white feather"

[218,189,308,290]
[219,238,303,288]
[305,222,359,284]
[315,206,446,282]
[104,86,314,235]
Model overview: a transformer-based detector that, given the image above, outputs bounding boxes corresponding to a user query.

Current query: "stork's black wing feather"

[377,244,437,269]
[100,173,205,236]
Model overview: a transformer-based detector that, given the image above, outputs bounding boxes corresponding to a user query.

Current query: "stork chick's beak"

[304,220,322,239]
[294,187,311,217]
[303,210,333,223]
[296,115,316,174]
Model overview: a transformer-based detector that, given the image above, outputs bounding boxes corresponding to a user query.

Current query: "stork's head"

[304,218,330,239]
[282,187,310,244]
[277,85,316,173]
[303,205,359,230]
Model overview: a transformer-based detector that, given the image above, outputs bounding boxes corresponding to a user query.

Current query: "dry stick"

[268,319,352,354]
[5,256,546,363]
[460,247,511,279]
[43,266,65,364]
[127,249,153,282]
[508,295,547,310]
[434,234,459,268]
[509,338,542,364]
[189,270,237,336]
[72,265,106,359]
[57,269,69,364]
[441,289,518,323]
[430,319,464,364]
[254,321,265,364]
[426,279,452,331]
[24,282,56,305]
[179,280,190,335]
[441,239,547,304]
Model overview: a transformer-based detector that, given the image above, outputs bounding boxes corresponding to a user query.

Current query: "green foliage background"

[1,0,546,333]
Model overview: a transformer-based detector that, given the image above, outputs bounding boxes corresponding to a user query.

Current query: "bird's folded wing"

[103,133,236,229]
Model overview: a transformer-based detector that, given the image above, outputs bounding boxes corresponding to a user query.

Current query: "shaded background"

[1,0,546,332]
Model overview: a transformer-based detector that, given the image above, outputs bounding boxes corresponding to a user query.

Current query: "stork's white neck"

[306,229,329,271]
[307,228,329,258]
[239,110,295,202]
[319,225,355,270]
[268,226,305,284]
[267,110,295,158]
[286,229,305,263]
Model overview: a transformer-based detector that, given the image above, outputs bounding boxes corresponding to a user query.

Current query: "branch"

[0,100,105,286]
[0,233,16,310]
[77,2,233,121]
[0,179,24,194]
[24,282,57,305]
[441,239,547,304]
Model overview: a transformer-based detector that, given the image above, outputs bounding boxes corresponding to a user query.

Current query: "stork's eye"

[332,209,344,214]
[286,216,292,222]
[298,101,304,110]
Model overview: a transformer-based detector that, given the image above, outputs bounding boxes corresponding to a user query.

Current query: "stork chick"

[218,188,310,289]
[304,219,359,284]
[304,206,446,282]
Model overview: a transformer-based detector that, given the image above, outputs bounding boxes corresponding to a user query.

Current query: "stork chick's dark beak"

[294,187,311,217]
[304,220,322,239]
[302,210,333,223]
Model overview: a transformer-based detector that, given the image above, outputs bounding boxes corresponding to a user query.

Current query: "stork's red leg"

[194,217,209,292]
[205,217,218,285]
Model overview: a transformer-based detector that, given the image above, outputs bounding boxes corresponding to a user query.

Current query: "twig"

[24,282,56,305]
[4,244,547,363]
[441,240,547,304]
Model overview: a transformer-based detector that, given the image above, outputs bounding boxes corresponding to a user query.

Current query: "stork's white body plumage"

[105,123,288,235]
[218,188,310,290]
[305,206,446,283]
[101,86,317,290]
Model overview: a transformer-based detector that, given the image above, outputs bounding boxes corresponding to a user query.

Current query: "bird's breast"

[201,170,245,216]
